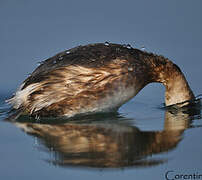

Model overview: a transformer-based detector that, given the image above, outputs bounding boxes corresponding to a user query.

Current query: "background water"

[0,0,202,180]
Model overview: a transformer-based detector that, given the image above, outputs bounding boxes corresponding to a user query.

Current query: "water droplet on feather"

[141,46,146,51]
[126,44,132,49]
[128,67,133,71]
[105,41,110,46]
[37,61,44,66]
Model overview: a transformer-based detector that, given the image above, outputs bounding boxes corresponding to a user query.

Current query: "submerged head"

[149,59,195,106]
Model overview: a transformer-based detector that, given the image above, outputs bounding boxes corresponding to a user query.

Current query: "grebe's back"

[7,43,195,118]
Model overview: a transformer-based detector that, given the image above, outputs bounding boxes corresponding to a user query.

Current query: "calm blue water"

[0,89,202,180]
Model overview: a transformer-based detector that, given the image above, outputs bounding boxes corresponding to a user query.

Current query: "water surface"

[0,92,202,180]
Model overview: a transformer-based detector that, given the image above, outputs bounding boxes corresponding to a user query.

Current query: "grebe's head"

[164,63,194,106]
[144,55,195,107]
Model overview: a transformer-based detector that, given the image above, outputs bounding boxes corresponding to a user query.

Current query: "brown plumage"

[7,43,195,118]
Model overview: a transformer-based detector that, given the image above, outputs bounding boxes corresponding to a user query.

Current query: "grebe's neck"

[144,53,195,106]
[163,68,195,106]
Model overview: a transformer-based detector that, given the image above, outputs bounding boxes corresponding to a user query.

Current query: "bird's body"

[7,43,195,118]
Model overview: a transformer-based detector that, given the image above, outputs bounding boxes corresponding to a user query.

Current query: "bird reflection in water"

[8,103,201,169]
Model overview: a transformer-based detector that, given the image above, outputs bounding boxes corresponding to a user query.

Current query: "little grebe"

[7,43,195,117]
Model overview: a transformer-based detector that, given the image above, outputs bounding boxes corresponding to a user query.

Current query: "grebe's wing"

[8,43,145,116]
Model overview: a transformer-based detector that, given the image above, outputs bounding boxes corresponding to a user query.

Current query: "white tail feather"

[6,83,40,109]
